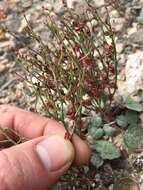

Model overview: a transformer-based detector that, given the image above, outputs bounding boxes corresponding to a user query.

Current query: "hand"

[0,105,91,190]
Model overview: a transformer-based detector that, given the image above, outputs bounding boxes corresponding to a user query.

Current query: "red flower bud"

[67,111,75,120]
[83,99,91,107]
[73,45,81,54]
[109,64,115,74]
[83,58,93,67]
[64,132,71,140]
[105,44,113,56]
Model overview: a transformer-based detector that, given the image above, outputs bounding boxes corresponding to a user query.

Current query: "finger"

[0,105,91,165]
[0,105,65,139]
[0,135,74,190]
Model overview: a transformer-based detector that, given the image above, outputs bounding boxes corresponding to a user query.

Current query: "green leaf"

[92,140,120,160]
[125,110,139,124]
[116,110,139,129]
[90,111,102,128]
[103,124,116,137]
[90,152,104,168]
[123,127,143,153]
[116,115,128,128]
[89,128,104,140]
[137,16,143,24]
[128,123,138,128]
[124,96,143,112]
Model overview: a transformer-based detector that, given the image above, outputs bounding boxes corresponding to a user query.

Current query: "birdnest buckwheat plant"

[20,1,118,138]
[17,1,122,186]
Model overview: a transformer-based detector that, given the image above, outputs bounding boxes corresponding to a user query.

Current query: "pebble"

[0,64,7,73]
[0,29,6,40]
[116,43,124,54]
[0,40,12,49]
[129,29,143,45]
[110,17,126,32]
[117,51,143,101]
[127,22,138,35]
[125,51,143,94]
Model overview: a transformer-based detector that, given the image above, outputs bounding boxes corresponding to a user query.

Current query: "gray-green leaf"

[125,110,139,124]
[91,152,104,168]
[89,128,104,140]
[103,124,116,137]
[92,140,120,160]
[90,111,102,128]
[124,96,143,112]
[137,16,143,24]
[116,115,128,128]
[123,127,143,153]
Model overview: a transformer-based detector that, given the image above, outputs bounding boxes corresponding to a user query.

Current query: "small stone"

[127,23,138,36]
[94,0,105,7]
[109,184,113,190]
[116,43,124,54]
[110,17,126,32]
[125,51,143,94]
[129,29,143,45]
[0,64,7,73]
[0,29,6,40]
[18,14,30,32]
[0,40,11,49]
[20,0,32,9]
[110,10,120,18]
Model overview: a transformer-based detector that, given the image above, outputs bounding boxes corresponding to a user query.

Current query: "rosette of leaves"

[88,112,120,168]
[88,111,116,140]
[91,140,120,168]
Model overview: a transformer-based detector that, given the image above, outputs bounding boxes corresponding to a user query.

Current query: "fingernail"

[36,135,74,172]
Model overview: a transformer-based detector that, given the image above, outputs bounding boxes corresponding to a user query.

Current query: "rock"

[0,29,6,40]
[110,10,120,18]
[116,43,124,54]
[67,0,105,8]
[110,17,126,32]
[128,29,143,45]
[0,40,11,49]
[118,51,143,100]
[6,13,21,32]
[118,54,126,66]
[93,0,105,7]
[18,14,30,32]
[0,64,7,73]
[19,0,32,9]
[127,22,138,36]
[125,51,143,94]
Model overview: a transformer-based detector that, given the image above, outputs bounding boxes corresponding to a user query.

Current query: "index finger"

[0,105,65,139]
[0,105,91,165]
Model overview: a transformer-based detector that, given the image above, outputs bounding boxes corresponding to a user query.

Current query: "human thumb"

[0,135,75,190]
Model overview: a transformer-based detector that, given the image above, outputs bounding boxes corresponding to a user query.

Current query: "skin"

[0,105,91,190]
